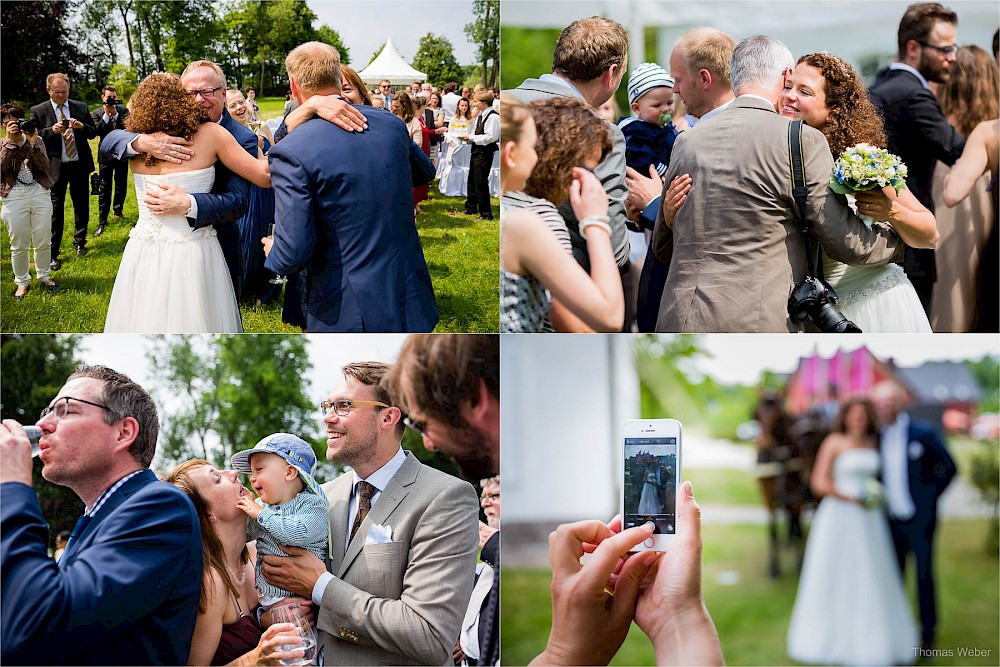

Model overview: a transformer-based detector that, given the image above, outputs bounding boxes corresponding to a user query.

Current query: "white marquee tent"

[358,37,426,85]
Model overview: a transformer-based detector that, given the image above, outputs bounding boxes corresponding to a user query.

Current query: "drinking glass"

[25,425,43,458]
[267,223,288,285]
[271,602,317,666]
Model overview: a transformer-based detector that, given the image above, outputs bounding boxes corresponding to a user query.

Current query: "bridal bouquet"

[858,478,885,510]
[829,143,908,225]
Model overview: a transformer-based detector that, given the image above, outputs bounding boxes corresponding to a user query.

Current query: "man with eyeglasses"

[0,365,203,665]
[260,361,478,666]
[100,60,258,298]
[870,2,966,315]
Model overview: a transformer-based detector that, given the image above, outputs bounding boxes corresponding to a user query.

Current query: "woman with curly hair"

[104,72,270,333]
[500,95,624,332]
[776,52,937,332]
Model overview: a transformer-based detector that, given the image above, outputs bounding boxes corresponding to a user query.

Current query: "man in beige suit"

[262,362,479,666]
[653,35,905,332]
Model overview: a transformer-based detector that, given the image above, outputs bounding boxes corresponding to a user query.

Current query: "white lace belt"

[835,263,907,309]
[129,223,217,244]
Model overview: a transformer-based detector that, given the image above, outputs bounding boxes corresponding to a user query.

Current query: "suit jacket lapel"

[337,452,420,577]
[324,474,353,575]
[61,470,154,565]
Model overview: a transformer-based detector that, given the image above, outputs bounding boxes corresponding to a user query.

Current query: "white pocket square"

[365,523,393,545]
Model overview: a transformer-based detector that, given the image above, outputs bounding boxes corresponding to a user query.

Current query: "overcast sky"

[78,334,409,410]
[692,334,1000,385]
[307,0,478,66]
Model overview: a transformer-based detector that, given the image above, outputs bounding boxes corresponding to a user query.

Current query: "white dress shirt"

[50,101,78,163]
[882,412,916,520]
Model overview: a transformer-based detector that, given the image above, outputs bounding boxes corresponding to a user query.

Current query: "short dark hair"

[68,364,159,467]
[444,82,459,94]
[385,334,498,429]
[246,87,256,93]
[102,85,117,95]
[552,16,629,82]
[0,103,25,120]
[343,362,404,437]
[897,2,958,58]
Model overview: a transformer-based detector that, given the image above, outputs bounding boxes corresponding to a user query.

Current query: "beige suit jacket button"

[338,627,359,643]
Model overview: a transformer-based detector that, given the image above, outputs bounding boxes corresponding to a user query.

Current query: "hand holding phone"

[622,419,681,552]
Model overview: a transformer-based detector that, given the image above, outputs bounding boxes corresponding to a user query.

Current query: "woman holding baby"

[166,433,326,667]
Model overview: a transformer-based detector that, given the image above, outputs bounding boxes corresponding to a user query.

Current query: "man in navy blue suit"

[1,365,203,665]
[873,380,957,651]
[869,3,965,314]
[264,42,438,332]
[100,61,256,299]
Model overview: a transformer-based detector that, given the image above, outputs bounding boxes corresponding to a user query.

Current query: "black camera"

[788,276,862,333]
[90,173,104,196]
[104,98,120,107]
[16,118,37,133]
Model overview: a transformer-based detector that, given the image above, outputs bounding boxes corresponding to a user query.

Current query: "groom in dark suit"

[264,42,438,332]
[100,61,256,299]
[869,2,966,313]
[30,73,98,269]
[873,380,957,651]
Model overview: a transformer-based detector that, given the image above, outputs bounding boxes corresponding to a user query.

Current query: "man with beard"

[260,362,478,666]
[386,334,499,665]
[870,2,966,313]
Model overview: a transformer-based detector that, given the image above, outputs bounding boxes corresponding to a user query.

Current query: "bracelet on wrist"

[579,215,612,237]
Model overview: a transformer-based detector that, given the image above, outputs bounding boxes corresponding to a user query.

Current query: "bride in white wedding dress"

[104,73,270,333]
[778,53,938,333]
[787,398,917,665]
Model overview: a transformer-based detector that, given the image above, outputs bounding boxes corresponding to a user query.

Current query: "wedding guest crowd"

[501,3,998,334]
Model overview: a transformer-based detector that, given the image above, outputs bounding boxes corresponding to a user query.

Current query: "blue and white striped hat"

[627,63,675,105]
[231,432,327,503]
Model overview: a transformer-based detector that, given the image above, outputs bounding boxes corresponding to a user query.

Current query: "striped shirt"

[247,491,329,602]
[501,191,573,332]
[85,470,144,517]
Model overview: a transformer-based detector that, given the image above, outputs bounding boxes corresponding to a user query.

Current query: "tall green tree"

[316,25,350,65]
[0,334,85,545]
[369,41,386,66]
[148,335,320,476]
[0,1,91,104]
[412,34,465,88]
[465,0,499,87]
[965,355,1000,413]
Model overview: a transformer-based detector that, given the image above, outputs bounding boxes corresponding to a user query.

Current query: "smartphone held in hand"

[621,419,681,552]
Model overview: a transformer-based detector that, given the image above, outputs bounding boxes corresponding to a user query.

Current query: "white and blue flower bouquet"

[830,143,908,224]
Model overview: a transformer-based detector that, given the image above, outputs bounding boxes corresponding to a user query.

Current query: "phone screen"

[623,436,677,534]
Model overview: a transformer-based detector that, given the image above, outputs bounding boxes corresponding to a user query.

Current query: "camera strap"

[786,120,823,280]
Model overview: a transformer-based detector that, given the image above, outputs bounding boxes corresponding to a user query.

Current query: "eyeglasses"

[481,493,500,503]
[916,40,959,55]
[381,85,391,89]
[320,399,389,416]
[186,86,223,98]
[403,416,427,436]
[41,396,112,421]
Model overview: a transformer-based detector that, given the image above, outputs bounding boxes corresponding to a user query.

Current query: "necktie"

[349,481,376,543]
[62,513,92,561]
[60,107,77,160]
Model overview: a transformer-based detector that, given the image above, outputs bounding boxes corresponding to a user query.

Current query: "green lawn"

[502,519,1000,666]
[686,467,765,506]
[0,131,499,332]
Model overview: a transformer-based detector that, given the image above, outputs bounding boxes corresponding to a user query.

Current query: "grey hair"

[729,35,794,94]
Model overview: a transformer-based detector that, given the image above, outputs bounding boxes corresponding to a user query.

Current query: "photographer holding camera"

[29,73,98,270]
[1,103,59,301]
[91,86,129,237]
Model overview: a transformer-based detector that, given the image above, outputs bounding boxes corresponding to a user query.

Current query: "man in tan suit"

[653,35,905,332]
[262,362,479,666]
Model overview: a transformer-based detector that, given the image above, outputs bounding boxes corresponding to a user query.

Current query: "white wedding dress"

[787,448,917,665]
[104,167,243,333]
[823,255,932,333]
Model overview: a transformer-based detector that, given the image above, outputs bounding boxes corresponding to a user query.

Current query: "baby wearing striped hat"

[617,62,680,178]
